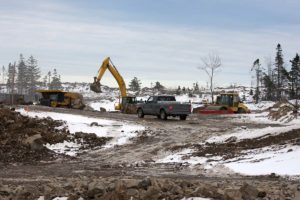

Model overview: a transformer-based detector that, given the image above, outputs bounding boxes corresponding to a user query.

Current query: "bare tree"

[198,53,222,103]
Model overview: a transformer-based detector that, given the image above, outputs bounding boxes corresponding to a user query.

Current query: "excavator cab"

[122,96,138,113]
[114,96,137,112]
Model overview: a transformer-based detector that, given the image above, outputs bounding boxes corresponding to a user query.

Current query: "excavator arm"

[90,57,127,97]
[90,57,137,113]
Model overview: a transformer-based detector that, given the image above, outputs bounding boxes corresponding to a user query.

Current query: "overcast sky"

[0,0,300,88]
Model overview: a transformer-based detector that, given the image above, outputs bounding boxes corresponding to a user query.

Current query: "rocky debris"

[0,108,111,163]
[1,177,297,200]
[74,132,112,149]
[268,100,299,122]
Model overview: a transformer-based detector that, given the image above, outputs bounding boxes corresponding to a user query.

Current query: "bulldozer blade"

[90,83,101,93]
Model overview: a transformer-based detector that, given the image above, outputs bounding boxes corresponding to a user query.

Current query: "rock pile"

[268,100,299,123]
[0,177,278,200]
[0,108,111,163]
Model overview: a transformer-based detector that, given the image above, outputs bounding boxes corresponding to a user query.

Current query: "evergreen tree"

[6,62,17,94]
[274,44,285,100]
[290,53,300,99]
[128,77,141,91]
[2,65,5,84]
[153,81,164,92]
[262,73,276,101]
[176,86,181,95]
[182,86,186,94]
[42,75,48,87]
[249,89,253,96]
[47,71,51,89]
[49,69,62,90]
[16,54,27,94]
[26,55,41,95]
[193,82,200,94]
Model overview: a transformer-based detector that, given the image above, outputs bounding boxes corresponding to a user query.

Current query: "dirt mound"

[0,108,111,163]
[268,100,299,122]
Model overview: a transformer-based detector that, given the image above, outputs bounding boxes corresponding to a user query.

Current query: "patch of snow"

[245,101,275,111]
[156,149,221,169]
[52,197,68,200]
[205,124,300,143]
[88,100,117,112]
[156,149,203,164]
[182,197,211,200]
[225,146,300,176]
[45,141,81,156]
[18,108,144,155]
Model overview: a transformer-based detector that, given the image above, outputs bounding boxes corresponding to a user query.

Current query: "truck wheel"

[180,115,187,120]
[137,108,144,118]
[157,115,161,119]
[160,109,167,120]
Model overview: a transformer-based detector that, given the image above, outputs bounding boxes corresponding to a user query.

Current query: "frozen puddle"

[18,109,144,155]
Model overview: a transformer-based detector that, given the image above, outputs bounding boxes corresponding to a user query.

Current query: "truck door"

[153,96,163,115]
[143,96,154,114]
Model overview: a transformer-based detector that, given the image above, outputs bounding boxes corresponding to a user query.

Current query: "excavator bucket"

[90,77,101,93]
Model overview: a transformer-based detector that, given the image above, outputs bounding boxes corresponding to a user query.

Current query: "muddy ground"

[1,105,300,200]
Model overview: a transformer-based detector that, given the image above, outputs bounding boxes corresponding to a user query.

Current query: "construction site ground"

[1,105,300,200]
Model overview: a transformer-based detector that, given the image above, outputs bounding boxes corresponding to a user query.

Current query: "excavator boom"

[90,57,127,97]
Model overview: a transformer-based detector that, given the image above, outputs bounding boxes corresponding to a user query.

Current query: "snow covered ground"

[225,145,300,176]
[245,101,275,111]
[18,108,144,156]
[88,100,117,112]
[156,112,300,176]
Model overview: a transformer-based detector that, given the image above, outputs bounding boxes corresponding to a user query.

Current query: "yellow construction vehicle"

[90,57,137,113]
[35,90,85,109]
[194,93,250,114]
[215,93,250,113]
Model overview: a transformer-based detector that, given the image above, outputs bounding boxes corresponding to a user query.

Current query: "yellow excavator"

[90,57,137,113]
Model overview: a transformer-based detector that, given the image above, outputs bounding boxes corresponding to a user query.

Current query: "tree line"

[252,44,300,103]
[3,54,63,96]
[128,76,201,97]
